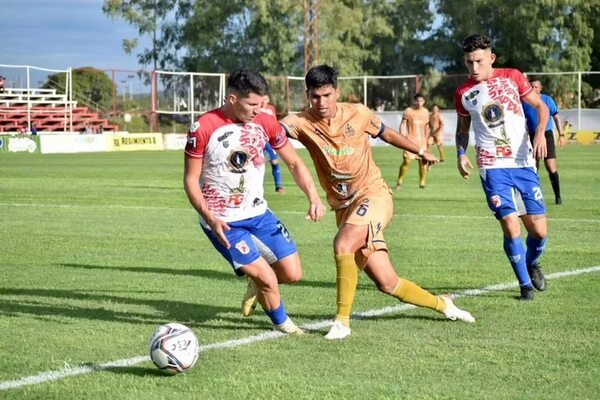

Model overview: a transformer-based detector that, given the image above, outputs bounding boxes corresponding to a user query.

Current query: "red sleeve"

[511,69,533,98]
[257,113,288,150]
[184,115,212,159]
[454,87,468,116]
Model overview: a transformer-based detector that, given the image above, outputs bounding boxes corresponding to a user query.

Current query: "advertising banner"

[40,134,108,154]
[162,133,188,150]
[3,135,41,153]
[112,133,164,151]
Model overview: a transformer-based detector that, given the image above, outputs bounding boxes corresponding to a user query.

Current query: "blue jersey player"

[454,34,550,300]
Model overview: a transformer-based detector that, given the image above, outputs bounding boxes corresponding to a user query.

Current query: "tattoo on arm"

[455,115,471,152]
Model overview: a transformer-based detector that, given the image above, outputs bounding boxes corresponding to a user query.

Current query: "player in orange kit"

[280,64,475,340]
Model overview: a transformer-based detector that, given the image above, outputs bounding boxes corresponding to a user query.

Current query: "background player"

[184,67,325,334]
[281,64,475,340]
[522,80,565,204]
[428,104,446,162]
[396,93,430,189]
[261,97,285,193]
[455,34,549,300]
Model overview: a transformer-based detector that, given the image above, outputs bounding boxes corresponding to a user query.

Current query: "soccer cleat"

[324,320,352,340]
[395,183,402,191]
[241,279,258,317]
[276,187,286,194]
[527,264,547,291]
[274,317,304,335]
[555,197,562,205]
[519,286,535,301]
[440,294,475,323]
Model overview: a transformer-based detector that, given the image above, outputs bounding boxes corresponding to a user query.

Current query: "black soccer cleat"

[527,264,547,291]
[519,286,535,301]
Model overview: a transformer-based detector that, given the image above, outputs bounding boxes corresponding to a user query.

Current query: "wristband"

[457,148,466,157]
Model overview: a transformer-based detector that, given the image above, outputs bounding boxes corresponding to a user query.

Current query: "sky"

[0,0,149,72]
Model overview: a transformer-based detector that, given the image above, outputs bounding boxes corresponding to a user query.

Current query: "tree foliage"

[45,68,114,111]
[103,1,600,107]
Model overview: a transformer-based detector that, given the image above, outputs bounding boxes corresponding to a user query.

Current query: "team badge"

[344,124,356,137]
[190,121,200,133]
[235,240,250,255]
[482,102,504,127]
[491,195,502,208]
[229,151,248,173]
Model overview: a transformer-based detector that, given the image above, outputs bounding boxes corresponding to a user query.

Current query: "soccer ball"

[149,323,200,374]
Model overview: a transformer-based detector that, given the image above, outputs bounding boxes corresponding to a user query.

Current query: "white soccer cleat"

[241,278,258,317]
[324,320,352,340]
[440,294,475,323]
[274,317,305,335]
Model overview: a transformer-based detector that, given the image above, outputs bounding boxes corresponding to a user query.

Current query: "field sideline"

[0,145,599,399]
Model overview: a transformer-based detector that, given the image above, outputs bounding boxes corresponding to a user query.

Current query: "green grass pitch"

[0,145,599,399]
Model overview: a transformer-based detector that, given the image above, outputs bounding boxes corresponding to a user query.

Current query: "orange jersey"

[430,111,443,136]
[402,106,430,147]
[281,103,388,209]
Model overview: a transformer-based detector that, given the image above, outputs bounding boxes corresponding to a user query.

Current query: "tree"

[44,68,114,111]
[102,0,193,71]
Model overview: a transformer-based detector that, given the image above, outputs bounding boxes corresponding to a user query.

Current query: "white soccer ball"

[149,323,200,374]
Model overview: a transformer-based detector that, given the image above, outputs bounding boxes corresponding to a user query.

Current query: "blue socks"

[265,302,288,325]
[503,236,532,288]
[272,163,282,190]
[526,235,547,266]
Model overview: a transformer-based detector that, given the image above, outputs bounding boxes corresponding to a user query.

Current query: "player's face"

[306,85,340,120]
[414,97,425,108]
[229,92,264,123]
[464,48,496,82]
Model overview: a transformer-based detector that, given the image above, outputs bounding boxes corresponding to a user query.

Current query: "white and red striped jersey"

[185,108,288,223]
[455,68,535,169]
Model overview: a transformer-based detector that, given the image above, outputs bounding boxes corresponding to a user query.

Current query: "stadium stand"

[0,88,118,133]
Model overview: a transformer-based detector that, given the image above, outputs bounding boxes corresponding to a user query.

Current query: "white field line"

[1,265,599,391]
[0,202,598,224]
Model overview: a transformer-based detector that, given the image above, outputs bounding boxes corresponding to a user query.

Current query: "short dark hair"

[413,92,425,100]
[462,34,493,53]
[227,67,269,98]
[305,64,338,91]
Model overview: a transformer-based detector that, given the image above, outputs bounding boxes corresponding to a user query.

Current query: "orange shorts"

[428,132,443,146]
[335,186,394,267]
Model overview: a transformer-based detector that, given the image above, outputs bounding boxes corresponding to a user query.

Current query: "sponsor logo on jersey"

[235,240,250,255]
[465,89,479,105]
[323,145,355,156]
[228,193,245,206]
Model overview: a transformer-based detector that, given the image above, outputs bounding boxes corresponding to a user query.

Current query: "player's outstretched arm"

[183,155,231,248]
[455,115,473,179]
[276,141,326,222]
[379,126,438,167]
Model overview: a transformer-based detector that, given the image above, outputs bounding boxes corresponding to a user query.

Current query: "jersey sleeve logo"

[465,89,480,105]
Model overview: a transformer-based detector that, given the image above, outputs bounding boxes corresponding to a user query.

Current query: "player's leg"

[480,169,534,299]
[544,132,561,204]
[240,260,303,334]
[362,244,474,322]
[418,158,427,188]
[243,210,301,316]
[324,222,366,339]
[516,167,548,291]
[436,136,445,162]
[396,155,412,189]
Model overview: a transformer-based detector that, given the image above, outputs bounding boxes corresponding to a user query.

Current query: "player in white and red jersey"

[184,68,325,334]
[454,34,550,300]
